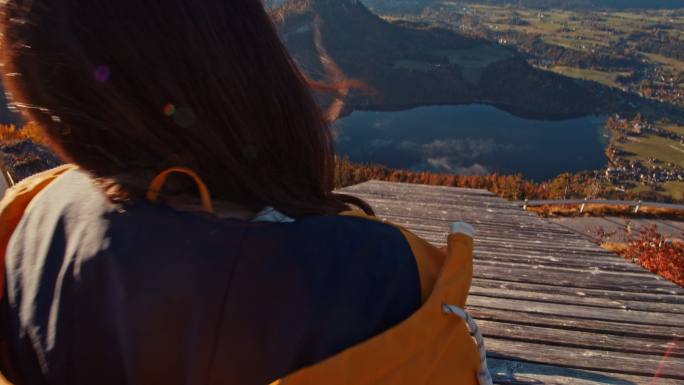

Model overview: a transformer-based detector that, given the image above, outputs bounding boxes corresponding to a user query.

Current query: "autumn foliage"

[0,123,48,145]
[621,226,684,287]
[335,155,615,201]
[334,155,684,203]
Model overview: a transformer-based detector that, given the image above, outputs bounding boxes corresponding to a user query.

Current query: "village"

[604,114,684,193]
[398,4,684,110]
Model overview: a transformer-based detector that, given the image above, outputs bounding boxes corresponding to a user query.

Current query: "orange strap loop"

[146,167,214,214]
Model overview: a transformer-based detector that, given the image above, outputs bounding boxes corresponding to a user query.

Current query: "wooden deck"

[340,181,684,385]
[550,216,684,244]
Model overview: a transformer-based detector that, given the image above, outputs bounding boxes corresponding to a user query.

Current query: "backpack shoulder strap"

[0,165,75,385]
[0,165,76,300]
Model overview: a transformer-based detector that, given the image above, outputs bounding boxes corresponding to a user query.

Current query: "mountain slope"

[272,0,617,119]
[361,0,684,12]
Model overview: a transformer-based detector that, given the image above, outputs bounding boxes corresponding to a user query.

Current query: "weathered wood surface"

[525,199,684,212]
[551,216,684,244]
[0,169,9,198]
[340,181,684,385]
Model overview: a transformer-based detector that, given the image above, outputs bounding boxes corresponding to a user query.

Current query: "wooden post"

[0,169,11,197]
[580,198,588,214]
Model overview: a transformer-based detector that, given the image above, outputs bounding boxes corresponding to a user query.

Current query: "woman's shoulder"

[4,170,425,385]
[281,210,419,265]
[16,168,421,274]
[11,167,423,285]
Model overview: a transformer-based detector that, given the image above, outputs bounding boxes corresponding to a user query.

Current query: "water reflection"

[334,104,608,181]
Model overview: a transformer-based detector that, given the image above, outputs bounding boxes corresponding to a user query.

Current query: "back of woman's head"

[0,0,357,216]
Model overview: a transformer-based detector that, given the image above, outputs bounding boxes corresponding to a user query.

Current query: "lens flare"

[163,103,176,117]
[173,107,197,128]
[94,66,111,83]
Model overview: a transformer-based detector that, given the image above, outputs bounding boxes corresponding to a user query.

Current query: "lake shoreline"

[335,104,609,182]
[344,100,604,122]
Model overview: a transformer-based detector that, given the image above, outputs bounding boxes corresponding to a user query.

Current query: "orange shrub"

[0,122,48,145]
[622,226,684,287]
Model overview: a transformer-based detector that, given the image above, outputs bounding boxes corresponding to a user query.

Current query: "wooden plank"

[358,197,539,218]
[473,241,616,256]
[416,230,615,250]
[364,204,535,225]
[376,207,676,282]
[387,222,592,241]
[343,180,497,197]
[0,169,9,198]
[359,193,515,208]
[392,224,612,248]
[488,358,684,385]
[473,250,651,274]
[595,217,684,240]
[473,278,684,308]
[551,217,628,239]
[395,227,596,248]
[471,264,681,295]
[467,296,684,328]
[347,194,511,210]
[662,220,684,233]
[347,191,529,211]
[380,212,584,234]
[470,258,661,279]
[469,306,684,340]
[343,181,684,382]
[473,265,683,295]
[629,219,684,235]
[475,247,632,261]
[478,248,635,264]
[525,198,684,212]
[477,319,684,358]
[414,232,615,254]
[472,259,659,280]
[470,285,684,314]
[381,215,606,242]
[485,338,684,380]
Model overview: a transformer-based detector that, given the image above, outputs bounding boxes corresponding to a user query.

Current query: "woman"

[0,1,487,384]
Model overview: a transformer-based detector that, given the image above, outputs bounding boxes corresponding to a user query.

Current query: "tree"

[549,173,572,200]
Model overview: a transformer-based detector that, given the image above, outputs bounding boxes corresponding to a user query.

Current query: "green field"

[664,123,684,136]
[394,59,437,72]
[550,66,629,88]
[394,44,513,85]
[615,123,684,198]
[664,181,684,200]
[619,135,684,169]
[466,4,684,77]
[472,5,642,49]
[437,45,513,84]
[643,53,684,72]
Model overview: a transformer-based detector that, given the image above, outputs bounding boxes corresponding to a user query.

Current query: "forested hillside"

[271,0,623,119]
[361,0,684,12]
[334,156,681,203]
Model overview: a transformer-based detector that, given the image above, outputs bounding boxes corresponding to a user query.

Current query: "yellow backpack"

[0,166,490,385]
[272,211,490,385]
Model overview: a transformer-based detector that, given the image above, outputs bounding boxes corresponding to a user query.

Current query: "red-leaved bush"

[622,226,684,287]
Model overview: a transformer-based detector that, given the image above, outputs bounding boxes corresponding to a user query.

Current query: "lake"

[334,104,608,181]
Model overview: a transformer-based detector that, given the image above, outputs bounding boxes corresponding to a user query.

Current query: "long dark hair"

[0,0,372,217]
